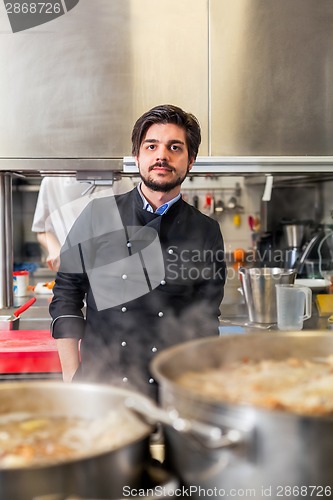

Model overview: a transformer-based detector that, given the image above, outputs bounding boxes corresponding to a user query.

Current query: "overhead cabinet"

[0,0,209,164]
[1,0,333,169]
[210,0,333,156]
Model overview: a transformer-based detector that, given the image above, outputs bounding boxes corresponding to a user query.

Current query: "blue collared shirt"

[137,184,181,215]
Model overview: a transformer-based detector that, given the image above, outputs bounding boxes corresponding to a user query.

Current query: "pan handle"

[125,396,245,450]
[13,297,36,317]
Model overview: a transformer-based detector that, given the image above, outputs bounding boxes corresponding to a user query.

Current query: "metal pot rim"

[0,380,153,470]
[151,331,333,422]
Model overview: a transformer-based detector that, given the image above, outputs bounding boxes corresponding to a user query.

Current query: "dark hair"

[131,104,201,160]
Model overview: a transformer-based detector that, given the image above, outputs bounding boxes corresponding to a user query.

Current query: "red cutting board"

[0,330,61,373]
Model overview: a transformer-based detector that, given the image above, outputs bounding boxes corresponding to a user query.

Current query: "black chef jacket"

[50,188,226,397]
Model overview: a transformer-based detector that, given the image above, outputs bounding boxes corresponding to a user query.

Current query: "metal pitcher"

[239,267,296,324]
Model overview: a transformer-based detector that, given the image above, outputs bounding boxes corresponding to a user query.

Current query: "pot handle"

[125,396,243,450]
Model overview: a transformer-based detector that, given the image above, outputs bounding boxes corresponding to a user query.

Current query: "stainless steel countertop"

[220,273,332,333]
[1,267,331,332]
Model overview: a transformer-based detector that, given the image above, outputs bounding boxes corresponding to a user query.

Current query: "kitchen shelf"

[123,156,333,175]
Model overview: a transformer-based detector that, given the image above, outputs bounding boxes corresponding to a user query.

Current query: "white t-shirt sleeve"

[31,178,51,233]
[31,176,134,240]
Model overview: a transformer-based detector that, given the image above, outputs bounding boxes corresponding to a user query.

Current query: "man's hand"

[46,253,60,272]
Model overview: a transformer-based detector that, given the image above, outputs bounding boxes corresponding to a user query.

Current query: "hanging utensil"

[214,199,224,214]
[227,196,237,209]
[253,216,261,232]
[233,213,241,227]
[204,193,213,210]
[192,195,199,209]
[248,215,255,231]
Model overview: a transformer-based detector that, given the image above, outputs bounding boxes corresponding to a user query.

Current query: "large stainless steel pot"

[0,381,153,500]
[239,267,296,323]
[151,332,333,499]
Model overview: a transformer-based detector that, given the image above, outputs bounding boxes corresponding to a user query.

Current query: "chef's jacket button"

[160,280,166,285]
[168,248,174,254]
[121,341,127,347]
[149,378,155,384]
[158,311,164,317]
[151,347,157,353]
[122,377,128,383]
[121,307,127,312]
[122,274,128,280]
[127,242,132,248]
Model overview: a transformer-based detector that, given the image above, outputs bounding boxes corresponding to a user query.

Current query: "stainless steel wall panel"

[0,0,134,158]
[129,0,209,155]
[0,0,209,165]
[210,0,333,156]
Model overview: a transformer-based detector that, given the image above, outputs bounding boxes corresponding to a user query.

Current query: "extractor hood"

[1,0,333,173]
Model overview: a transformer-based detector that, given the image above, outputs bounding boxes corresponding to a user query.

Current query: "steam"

[77,297,220,398]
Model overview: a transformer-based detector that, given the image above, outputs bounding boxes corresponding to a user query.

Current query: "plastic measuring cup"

[276,284,312,331]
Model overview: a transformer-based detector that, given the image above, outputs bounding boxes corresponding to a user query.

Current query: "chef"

[50,104,226,398]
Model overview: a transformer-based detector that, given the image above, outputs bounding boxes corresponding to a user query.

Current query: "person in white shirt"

[31,176,133,271]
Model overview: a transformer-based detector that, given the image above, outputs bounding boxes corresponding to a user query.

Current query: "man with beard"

[50,104,226,398]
